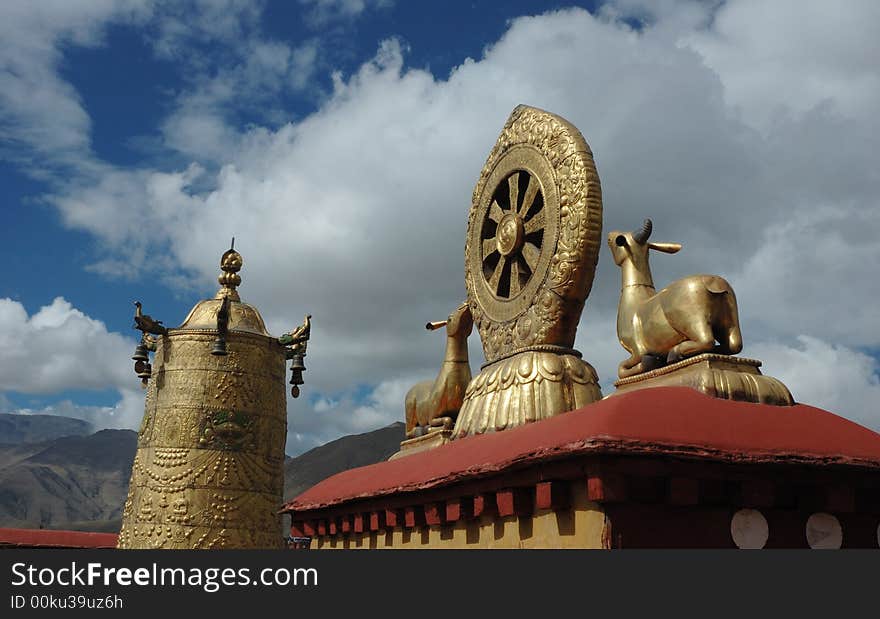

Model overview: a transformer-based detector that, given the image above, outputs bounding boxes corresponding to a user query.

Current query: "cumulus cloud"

[683,0,880,132]
[2,1,879,451]
[750,336,880,432]
[299,0,393,26]
[0,297,145,430]
[2,388,147,432]
[0,0,153,162]
[0,297,135,394]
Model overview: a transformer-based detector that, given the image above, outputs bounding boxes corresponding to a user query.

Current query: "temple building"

[281,106,880,549]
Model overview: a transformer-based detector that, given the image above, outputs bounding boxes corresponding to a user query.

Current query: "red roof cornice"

[283,387,880,513]
[0,528,118,548]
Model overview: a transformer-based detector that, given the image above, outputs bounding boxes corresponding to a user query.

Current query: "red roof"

[283,387,880,512]
[0,528,118,549]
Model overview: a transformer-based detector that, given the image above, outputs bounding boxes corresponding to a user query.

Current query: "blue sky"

[1,0,878,455]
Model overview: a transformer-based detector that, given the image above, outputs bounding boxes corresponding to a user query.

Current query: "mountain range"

[0,414,403,533]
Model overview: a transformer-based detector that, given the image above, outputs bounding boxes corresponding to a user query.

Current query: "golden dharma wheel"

[465,105,603,364]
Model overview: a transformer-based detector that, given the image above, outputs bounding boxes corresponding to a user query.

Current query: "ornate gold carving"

[610,353,794,405]
[178,300,269,336]
[453,351,601,437]
[198,410,255,451]
[606,219,793,405]
[430,105,604,440]
[608,219,745,378]
[404,303,473,438]
[118,244,289,549]
[465,105,602,363]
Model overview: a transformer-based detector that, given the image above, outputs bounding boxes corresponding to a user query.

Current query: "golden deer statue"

[405,302,473,439]
[608,219,743,379]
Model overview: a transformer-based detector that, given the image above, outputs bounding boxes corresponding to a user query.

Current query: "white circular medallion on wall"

[806,512,842,549]
[730,508,769,549]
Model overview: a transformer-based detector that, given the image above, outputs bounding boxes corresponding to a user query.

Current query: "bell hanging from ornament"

[289,353,305,398]
[132,342,149,362]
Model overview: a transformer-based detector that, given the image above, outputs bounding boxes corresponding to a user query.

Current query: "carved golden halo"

[465,105,603,364]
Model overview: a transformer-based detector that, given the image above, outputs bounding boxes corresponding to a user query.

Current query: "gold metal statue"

[608,218,742,378]
[396,105,604,456]
[118,241,312,549]
[454,105,604,438]
[404,303,473,439]
[608,219,793,405]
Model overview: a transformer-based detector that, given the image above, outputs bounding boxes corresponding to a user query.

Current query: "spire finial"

[217,239,243,301]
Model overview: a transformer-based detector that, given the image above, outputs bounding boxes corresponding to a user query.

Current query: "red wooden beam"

[369,510,386,531]
[385,508,401,528]
[535,481,570,511]
[587,473,626,503]
[496,488,533,518]
[404,506,425,528]
[446,497,474,522]
[473,493,497,519]
[424,502,445,526]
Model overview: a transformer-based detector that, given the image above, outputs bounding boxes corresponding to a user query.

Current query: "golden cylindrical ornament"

[118,244,292,549]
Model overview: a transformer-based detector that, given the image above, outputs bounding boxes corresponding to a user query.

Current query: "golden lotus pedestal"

[610,353,794,406]
[454,350,603,437]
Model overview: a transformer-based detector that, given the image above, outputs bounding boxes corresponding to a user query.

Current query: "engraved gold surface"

[404,303,473,438]
[178,300,269,335]
[119,331,287,548]
[608,219,744,378]
[445,106,603,440]
[610,353,794,406]
[177,241,269,335]
[119,245,289,549]
[465,105,603,363]
[453,350,601,437]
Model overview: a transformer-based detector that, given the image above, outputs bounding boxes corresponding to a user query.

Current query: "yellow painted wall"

[312,483,609,549]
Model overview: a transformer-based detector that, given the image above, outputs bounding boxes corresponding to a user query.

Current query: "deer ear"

[648,242,682,254]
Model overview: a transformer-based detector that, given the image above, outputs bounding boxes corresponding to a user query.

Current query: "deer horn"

[632,219,653,244]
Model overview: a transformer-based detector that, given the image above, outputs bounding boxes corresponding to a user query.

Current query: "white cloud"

[0,297,136,394]
[750,336,880,432]
[0,0,153,161]
[3,2,880,451]
[683,0,880,133]
[299,0,393,26]
[4,388,146,431]
[150,0,262,60]
[286,375,416,454]
[734,204,880,348]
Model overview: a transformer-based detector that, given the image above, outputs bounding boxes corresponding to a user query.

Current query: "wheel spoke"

[509,258,521,295]
[524,209,545,234]
[522,242,540,272]
[488,256,506,294]
[488,200,504,223]
[518,174,540,217]
[508,172,520,213]
[482,237,497,259]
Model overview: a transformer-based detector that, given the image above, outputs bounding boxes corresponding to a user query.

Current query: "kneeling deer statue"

[608,219,743,379]
[405,302,473,439]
